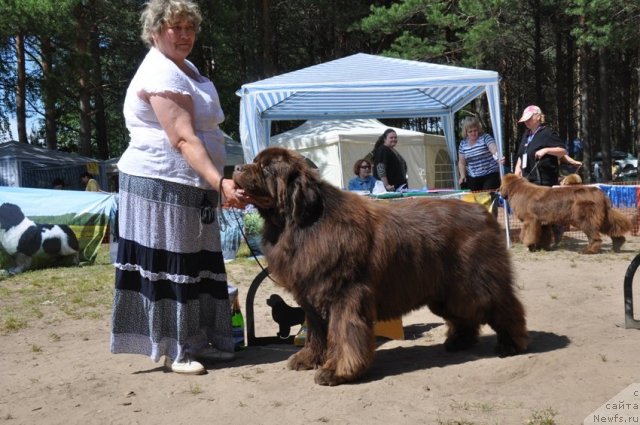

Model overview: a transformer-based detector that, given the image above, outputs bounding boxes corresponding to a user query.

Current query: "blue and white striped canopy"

[237,53,504,187]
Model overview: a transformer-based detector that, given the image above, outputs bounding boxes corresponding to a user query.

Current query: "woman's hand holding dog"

[220,178,248,209]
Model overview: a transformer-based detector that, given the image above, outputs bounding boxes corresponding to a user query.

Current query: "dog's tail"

[602,208,632,237]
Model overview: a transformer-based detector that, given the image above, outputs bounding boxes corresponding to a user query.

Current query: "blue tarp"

[0,187,117,271]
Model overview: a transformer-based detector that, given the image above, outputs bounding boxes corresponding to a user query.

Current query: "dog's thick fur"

[560,173,583,185]
[0,203,80,274]
[499,174,631,254]
[233,147,528,386]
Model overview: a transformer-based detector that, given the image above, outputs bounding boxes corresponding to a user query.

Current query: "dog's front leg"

[287,310,326,371]
[10,252,32,274]
[314,288,376,386]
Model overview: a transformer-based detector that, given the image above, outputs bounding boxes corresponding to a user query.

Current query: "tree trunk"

[598,49,612,181]
[260,0,274,77]
[16,31,27,144]
[91,26,108,159]
[75,5,92,156]
[578,41,591,182]
[41,36,58,150]
[555,26,566,145]
[533,0,543,104]
[566,34,577,156]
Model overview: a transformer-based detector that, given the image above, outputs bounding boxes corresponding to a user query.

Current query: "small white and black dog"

[0,203,80,274]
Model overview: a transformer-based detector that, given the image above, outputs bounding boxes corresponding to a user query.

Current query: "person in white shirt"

[111,0,247,375]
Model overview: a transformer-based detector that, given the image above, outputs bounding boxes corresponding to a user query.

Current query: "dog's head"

[233,147,323,227]
[0,203,26,230]
[498,174,523,200]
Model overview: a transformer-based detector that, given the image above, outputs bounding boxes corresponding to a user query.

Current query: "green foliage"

[0,0,639,160]
[243,212,264,236]
[360,0,467,62]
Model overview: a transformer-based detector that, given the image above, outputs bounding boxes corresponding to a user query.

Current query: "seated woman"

[347,158,378,192]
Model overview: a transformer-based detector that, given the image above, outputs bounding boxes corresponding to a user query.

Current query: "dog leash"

[216,179,279,285]
[218,203,279,288]
[524,159,542,184]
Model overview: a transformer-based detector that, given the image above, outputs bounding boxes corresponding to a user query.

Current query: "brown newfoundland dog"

[233,147,528,386]
[499,174,631,254]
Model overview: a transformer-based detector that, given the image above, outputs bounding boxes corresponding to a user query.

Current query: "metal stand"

[623,253,640,329]
[244,267,295,346]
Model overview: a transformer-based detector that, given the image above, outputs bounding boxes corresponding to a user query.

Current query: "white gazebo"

[237,53,504,188]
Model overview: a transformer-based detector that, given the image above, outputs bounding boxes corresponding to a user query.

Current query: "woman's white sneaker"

[166,356,205,375]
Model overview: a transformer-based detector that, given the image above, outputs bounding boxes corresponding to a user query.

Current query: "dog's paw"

[495,341,519,357]
[286,350,316,371]
[612,237,625,253]
[7,266,25,275]
[444,334,476,352]
[314,368,346,386]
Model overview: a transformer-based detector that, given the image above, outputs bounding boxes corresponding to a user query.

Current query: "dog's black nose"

[234,164,244,172]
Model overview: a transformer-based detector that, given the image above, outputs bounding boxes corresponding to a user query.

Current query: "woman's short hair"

[140,0,202,47]
[461,116,484,138]
[352,158,372,175]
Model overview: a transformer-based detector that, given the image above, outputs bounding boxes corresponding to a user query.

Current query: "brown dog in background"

[500,174,631,253]
[233,147,528,386]
[559,173,583,185]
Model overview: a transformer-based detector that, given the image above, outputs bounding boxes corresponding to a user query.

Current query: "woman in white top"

[111,0,247,375]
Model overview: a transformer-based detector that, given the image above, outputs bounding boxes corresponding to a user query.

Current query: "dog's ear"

[264,152,320,226]
[290,172,322,227]
[0,203,25,229]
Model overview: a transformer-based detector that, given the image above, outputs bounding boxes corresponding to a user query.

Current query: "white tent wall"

[270,119,453,189]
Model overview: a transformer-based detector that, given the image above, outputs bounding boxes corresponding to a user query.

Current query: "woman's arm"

[535,146,567,160]
[514,157,523,176]
[561,155,582,167]
[486,142,505,164]
[458,155,467,184]
[149,91,245,207]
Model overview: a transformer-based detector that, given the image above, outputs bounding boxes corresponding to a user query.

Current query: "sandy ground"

[2,236,640,425]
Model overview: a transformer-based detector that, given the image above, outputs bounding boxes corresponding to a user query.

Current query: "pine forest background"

[1,0,640,183]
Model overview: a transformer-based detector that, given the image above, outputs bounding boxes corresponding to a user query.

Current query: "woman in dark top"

[372,129,408,191]
[514,105,568,248]
[514,105,567,186]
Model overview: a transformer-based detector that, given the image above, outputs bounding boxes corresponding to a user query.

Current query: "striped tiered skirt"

[111,173,234,362]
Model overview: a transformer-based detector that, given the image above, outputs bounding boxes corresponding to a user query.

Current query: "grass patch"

[3,316,27,332]
[189,383,203,395]
[0,244,114,334]
[526,408,557,425]
[0,244,266,336]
